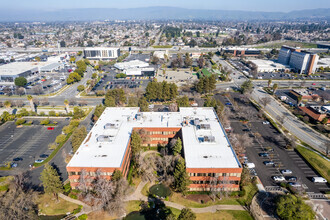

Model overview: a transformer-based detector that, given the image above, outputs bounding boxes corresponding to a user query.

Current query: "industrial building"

[278,46,319,75]
[114,60,155,77]
[67,107,242,191]
[84,47,120,60]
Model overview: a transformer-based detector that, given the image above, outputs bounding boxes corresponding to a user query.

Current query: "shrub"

[39,111,45,116]
[15,118,26,126]
[40,118,50,125]
[49,110,56,116]
[96,90,105,96]
[69,194,77,199]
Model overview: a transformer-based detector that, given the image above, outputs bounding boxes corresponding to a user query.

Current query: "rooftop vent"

[194,118,200,126]
[200,124,211,130]
[97,135,113,142]
[199,135,215,143]
[104,123,119,129]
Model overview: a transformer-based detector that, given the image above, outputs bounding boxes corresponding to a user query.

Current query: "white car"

[272,176,285,182]
[288,182,301,188]
[262,121,270,125]
[312,177,327,183]
[281,169,293,175]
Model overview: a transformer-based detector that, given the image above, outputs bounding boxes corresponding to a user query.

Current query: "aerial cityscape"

[0,1,329,220]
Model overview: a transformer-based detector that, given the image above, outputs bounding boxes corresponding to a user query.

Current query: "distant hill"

[0,7,329,21]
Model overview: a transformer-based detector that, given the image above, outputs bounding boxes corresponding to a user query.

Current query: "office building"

[278,46,319,74]
[221,47,261,57]
[84,47,120,60]
[114,60,155,77]
[67,107,242,191]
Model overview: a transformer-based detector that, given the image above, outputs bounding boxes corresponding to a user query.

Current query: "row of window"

[191,180,239,185]
[147,131,177,135]
[190,187,239,192]
[150,137,168,141]
[69,171,113,176]
[189,173,241,177]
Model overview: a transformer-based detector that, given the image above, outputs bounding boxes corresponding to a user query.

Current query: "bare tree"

[209,176,219,201]
[33,85,43,95]
[17,87,25,96]
[169,103,178,112]
[137,154,157,183]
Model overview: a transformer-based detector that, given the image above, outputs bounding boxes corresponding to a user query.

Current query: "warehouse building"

[84,47,120,60]
[67,107,242,191]
[250,59,290,73]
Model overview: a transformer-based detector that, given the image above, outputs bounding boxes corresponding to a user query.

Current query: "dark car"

[13,157,23,161]
[286,176,297,182]
[39,154,49,158]
[259,153,269,157]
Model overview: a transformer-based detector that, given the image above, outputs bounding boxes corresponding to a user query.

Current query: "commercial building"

[278,46,319,75]
[221,47,261,57]
[67,107,242,191]
[114,60,155,77]
[250,59,290,73]
[84,47,120,60]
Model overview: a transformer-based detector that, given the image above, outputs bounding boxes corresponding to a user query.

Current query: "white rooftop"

[67,107,241,169]
[114,60,149,70]
[251,59,290,69]
[84,47,119,51]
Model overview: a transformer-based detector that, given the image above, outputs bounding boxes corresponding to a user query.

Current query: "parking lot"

[215,92,330,194]
[0,119,69,171]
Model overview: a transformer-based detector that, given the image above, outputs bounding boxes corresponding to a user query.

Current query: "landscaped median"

[295,145,330,183]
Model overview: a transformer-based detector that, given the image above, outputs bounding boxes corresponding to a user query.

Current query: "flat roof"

[67,107,241,169]
[114,60,149,70]
[251,59,290,69]
[84,47,119,51]
[0,62,44,76]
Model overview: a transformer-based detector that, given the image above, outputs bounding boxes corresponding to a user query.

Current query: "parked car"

[263,161,274,166]
[281,169,293,175]
[272,176,285,182]
[13,157,23,161]
[245,163,255,169]
[286,176,297,182]
[47,127,55,130]
[312,177,327,183]
[35,159,44,163]
[262,121,270,125]
[39,154,49,158]
[259,153,269,157]
[225,102,232,106]
[288,182,301,188]
[11,162,18,168]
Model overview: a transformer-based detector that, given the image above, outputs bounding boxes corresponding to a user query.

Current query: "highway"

[215,58,330,154]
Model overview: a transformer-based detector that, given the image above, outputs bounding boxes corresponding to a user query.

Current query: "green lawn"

[195,210,253,220]
[152,45,172,48]
[38,194,80,215]
[255,41,317,49]
[125,200,141,213]
[296,146,330,183]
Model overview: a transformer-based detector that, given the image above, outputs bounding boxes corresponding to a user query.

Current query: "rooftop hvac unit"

[97,135,112,142]
[200,124,211,130]
[104,123,119,129]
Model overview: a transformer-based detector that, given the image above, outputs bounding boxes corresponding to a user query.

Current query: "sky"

[2,0,330,12]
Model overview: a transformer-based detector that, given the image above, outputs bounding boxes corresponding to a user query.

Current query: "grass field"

[38,194,80,215]
[255,41,317,49]
[296,146,330,182]
[196,210,253,220]
[125,200,141,213]
[152,45,173,48]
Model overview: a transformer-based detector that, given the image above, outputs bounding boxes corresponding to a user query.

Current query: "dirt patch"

[186,194,212,204]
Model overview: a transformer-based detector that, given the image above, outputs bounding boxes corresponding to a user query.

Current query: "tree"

[105,88,126,106]
[69,56,76,63]
[27,95,35,112]
[177,208,196,220]
[173,158,190,194]
[240,80,253,94]
[172,138,182,155]
[273,83,278,94]
[4,100,11,109]
[297,95,302,105]
[93,104,106,121]
[104,95,116,107]
[259,97,271,108]
[55,134,66,144]
[73,107,85,119]
[276,195,315,220]
[138,97,149,112]
[92,73,98,79]
[198,55,205,69]
[0,175,37,220]
[268,79,272,88]
[321,117,328,125]
[14,77,27,87]
[112,170,123,182]
[176,96,190,108]
[130,131,142,158]
[40,164,63,200]
[77,85,85,92]
[71,126,87,152]
[184,53,192,67]
[64,99,69,114]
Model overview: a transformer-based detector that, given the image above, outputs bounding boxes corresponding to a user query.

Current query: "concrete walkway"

[59,193,93,217]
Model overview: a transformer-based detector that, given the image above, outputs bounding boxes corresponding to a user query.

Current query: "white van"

[245,163,255,169]
[312,177,327,183]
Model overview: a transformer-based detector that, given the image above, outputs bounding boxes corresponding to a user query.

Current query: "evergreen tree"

[169,83,178,100]
[138,97,149,112]
[173,158,190,194]
[130,131,142,157]
[176,96,190,108]
[178,208,196,220]
[276,195,315,220]
[40,164,63,200]
[93,104,105,121]
[71,126,87,152]
[173,138,182,155]
[104,95,116,107]
[112,170,123,182]
[240,80,254,94]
